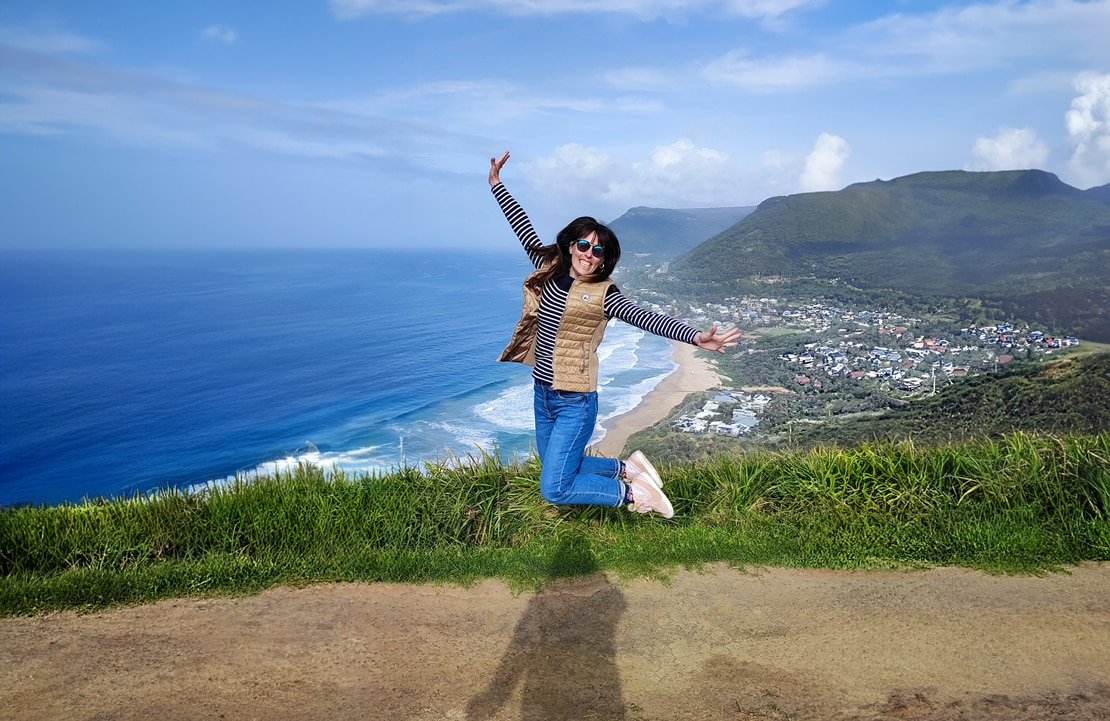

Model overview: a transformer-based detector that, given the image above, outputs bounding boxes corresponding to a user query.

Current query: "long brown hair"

[525,216,622,291]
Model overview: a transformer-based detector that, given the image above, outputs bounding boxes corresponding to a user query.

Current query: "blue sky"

[2,0,1109,249]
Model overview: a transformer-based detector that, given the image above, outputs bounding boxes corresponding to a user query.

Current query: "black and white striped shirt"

[493,183,699,386]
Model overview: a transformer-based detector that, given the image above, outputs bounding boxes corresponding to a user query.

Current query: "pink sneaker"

[625,450,663,489]
[627,476,674,518]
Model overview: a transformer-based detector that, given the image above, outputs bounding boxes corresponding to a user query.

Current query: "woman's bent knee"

[540,481,573,505]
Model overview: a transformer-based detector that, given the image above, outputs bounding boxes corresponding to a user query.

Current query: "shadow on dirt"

[465,535,628,721]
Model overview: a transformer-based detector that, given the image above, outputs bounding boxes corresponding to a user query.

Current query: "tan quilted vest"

[499,269,613,393]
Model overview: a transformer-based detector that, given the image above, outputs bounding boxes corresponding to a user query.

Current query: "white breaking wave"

[474,382,534,430]
[201,318,679,491]
[427,420,498,455]
[601,370,673,418]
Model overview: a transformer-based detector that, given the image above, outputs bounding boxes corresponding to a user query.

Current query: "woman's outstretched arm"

[488,151,545,267]
[605,288,742,353]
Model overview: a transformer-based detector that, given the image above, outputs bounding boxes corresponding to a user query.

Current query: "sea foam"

[244,320,678,477]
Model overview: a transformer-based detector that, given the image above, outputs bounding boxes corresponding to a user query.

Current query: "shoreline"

[591,340,722,458]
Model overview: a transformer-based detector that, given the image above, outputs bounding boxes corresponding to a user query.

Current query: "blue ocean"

[0,249,677,507]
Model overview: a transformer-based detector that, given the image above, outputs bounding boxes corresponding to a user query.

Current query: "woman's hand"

[489,151,510,187]
[694,326,742,353]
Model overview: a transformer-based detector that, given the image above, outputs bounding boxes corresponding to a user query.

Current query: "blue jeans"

[533,382,624,507]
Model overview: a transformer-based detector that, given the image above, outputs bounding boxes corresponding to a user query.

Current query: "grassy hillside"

[608,205,754,262]
[670,170,1110,341]
[3,431,1107,614]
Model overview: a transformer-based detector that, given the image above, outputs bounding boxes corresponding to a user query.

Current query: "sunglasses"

[574,239,605,259]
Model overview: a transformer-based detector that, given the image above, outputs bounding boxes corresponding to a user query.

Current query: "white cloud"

[0,26,101,54]
[798,133,848,192]
[703,0,1110,92]
[626,138,736,205]
[1007,70,1080,96]
[529,142,619,184]
[1066,71,1110,188]
[524,138,742,214]
[851,0,1110,69]
[523,143,626,216]
[0,47,479,168]
[703,50,863,92]
[760,147,792,171]
[722,0,818,21]
[966,127,1049,171]
[201,25,238,44]
[602,67,676,93]
[330,0,818,22]
[351,79,608,120]
[330,79,665,137]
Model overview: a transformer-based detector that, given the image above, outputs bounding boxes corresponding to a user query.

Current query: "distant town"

[631,288,1083,440]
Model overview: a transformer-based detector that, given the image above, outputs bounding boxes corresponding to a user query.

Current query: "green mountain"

[608,205,754,262]
[670,170,1110,341]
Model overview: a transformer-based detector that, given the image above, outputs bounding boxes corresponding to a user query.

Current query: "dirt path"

[3,563,1109,721]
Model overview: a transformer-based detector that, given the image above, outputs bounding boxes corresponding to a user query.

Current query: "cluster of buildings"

[673,391,770,438]
[962,324,1080,350]
[782,326,1080,392]
[632,286,1084,438]
[784,340,961,385]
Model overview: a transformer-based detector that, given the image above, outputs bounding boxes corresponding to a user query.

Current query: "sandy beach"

[592,340,722,458]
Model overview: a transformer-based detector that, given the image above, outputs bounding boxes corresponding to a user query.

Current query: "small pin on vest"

[581,293,590,302]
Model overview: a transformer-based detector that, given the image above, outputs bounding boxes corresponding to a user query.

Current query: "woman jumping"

[489,151,740,518]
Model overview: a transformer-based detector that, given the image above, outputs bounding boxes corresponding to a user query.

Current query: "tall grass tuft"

[2,431,1107,615]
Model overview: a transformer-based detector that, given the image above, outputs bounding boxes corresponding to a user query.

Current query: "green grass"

[2,432,1108,616]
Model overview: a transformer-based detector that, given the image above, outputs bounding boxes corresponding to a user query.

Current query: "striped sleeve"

[492,183,546,269]
[604,286,700,345]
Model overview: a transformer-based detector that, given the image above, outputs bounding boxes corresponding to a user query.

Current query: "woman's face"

[569,230,604,279]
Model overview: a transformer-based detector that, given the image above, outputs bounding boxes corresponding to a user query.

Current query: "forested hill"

[608,205,754,262]
[669,169,1110,342]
